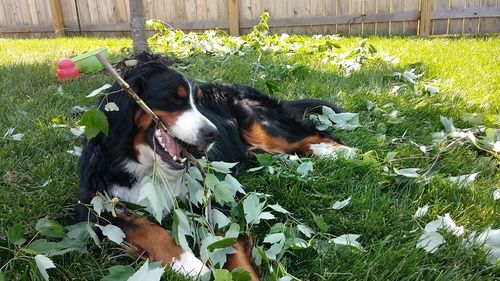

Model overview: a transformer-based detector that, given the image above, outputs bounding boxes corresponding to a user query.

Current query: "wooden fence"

[0,0,499,37]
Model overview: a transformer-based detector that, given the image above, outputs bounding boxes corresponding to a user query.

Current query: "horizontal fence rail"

[0,0,499,37]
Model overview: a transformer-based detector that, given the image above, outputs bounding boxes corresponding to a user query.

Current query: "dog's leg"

[242,121,355,158]
[112,213,210,279]
[224,236,260,281]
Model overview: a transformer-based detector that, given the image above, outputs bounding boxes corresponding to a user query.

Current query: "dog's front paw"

[171,251,211,280]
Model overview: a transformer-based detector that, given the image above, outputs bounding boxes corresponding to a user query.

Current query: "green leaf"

[257,212,275,221]
[66,222,90,241]
[81,109,109,139]
[440,116,456,133]
[226,223,240,238]
[225,174,246,194]
[186,173,204,206]
[96,224,125,245]
[205,173,220,189]
[104,102,119,112]
[90,196,104,215]
[297,224,315,238]
[86,84,112,98]
[287,238,309,250]
[212,209,231,229]
[127,260,164,281]
[312,213,329,233]
[327,111,360,131]
[34,254,56,281]
[265,239,285,260]
[332,196,352,210]
[200,235,235,267]
[26,239,59,255]
[188,166,203,181]
[231,267,252,281]
[36,218,65,238]
[86,223,100,246]
[173,209,193,250]
[214,181,237,205]
[8,224,25,246]
[243,193,264,225]
[214,269,233,281]
[207,237,238,251]
[256,153,274,166]
[100,265,135,281]
[297,161,313,177]
[247,166,264,172]
[331,234,363,250]
[211,161,238,173]
[265,80,280,94]
[385,151,397,161]
[268,203,290,214]
[394,168,420,178]
[138,176,170,223]
[264,233,285,244]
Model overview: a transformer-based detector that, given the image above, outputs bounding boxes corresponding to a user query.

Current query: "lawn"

[0,32,499,281]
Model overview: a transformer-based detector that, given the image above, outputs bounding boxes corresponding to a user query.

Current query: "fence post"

[419,0,433,35]
[48,0,65,36]
[228,0,240,36]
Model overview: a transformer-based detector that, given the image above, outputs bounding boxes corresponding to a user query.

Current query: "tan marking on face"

[176,86,188,98]
[133,110,153,157]
[152,110,182,128]
[133,110,181,157]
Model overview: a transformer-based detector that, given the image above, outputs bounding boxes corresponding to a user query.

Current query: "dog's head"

[102,57,218,170]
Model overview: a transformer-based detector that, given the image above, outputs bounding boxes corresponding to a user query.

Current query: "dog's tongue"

[161,130,182,159]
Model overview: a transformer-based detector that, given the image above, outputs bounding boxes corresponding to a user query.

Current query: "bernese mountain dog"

[77,54,352,280]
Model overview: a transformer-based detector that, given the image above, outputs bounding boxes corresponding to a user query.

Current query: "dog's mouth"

[152,128,209,170]
[153,128,186,170]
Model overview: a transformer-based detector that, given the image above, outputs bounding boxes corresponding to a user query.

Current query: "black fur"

[77,55,343,222]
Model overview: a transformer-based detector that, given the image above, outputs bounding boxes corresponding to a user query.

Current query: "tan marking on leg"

[242,121,343,156]
[225,238,260,281]
[121,214,183,264]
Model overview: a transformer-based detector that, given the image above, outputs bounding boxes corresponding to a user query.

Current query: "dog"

[77,54,351,280]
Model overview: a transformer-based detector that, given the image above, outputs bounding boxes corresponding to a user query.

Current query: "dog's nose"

[202,127,219,145]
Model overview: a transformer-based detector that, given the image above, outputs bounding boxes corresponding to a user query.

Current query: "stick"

[95,53,170,134]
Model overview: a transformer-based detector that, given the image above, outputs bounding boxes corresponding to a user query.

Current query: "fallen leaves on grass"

[414,205,430,218]
[448,172,479,187]
[417,213,465,253]
[34,254,56,281]
[2,127,24,141]
[332,196,352,210]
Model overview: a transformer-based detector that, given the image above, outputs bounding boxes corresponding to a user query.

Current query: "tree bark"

[129,0,148,55]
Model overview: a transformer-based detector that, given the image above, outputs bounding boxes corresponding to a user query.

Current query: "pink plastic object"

[57,58,80,81]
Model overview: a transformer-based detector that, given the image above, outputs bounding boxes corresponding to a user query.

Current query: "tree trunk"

[129,0,148,55]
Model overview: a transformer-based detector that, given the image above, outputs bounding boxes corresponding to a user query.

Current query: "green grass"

[0,35,499,280]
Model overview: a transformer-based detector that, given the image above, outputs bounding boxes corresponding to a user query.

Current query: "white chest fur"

[109,144,186,215]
